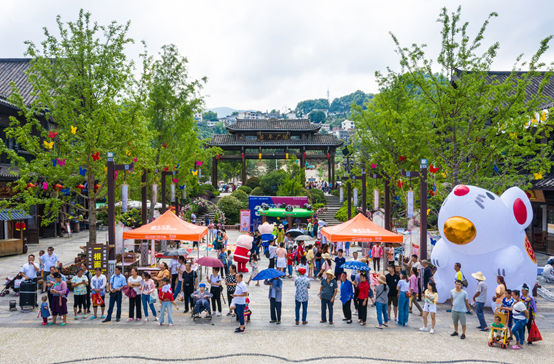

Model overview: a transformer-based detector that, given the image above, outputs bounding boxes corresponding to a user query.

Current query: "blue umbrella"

[341,260,371,271]
[252,268,286,281]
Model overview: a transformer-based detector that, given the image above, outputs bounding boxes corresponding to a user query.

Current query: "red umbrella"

[196,256,224,268]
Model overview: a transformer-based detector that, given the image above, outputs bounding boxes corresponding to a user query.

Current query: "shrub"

[276,175,304,197]
[250,186,264,196]
[245,177,260,190]
[217,195,243,224]
[330,189,340,197]
[231,189,249,209]
[199,184,216,193]
[260,170,288,196]
[300,188,313,205]
[313,203,326,209]
[309,188,327,205]
[334,201,357,222]
[237,186,252,194]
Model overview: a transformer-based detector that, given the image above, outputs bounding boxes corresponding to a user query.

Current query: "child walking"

[247,254,260,286]
[158,278,178,326]
[39,295,50,325]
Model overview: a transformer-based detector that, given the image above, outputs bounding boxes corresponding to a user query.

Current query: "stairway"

[317,194,343,226]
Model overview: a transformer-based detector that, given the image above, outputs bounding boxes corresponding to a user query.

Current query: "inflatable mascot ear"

[500,187,533,229]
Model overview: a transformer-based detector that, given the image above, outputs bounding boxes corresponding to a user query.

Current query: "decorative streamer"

[353,188,358,207]
[170,184,175,203]
[340,187,344,203]
[407,190,414,218]
[373,189,379,211]
[121,184,129,213]
[151,184,158,208]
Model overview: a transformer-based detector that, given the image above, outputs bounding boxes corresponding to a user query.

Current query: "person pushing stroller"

[191,283,213,318]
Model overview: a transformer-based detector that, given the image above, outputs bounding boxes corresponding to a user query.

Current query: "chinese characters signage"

[86,244,108,276]
[257,133,290,141]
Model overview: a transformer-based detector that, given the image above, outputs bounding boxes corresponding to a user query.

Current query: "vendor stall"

[258,207,315,228]
[122,210,208,267]
[0,209,32,257]
[321,213,403,273]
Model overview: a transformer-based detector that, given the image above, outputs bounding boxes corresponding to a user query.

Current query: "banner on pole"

[170,184,175,203]
[240,210,251,232]
[340,187,344,203]
[407,190,414,218]
[412,242,420,257]
[151,184,158,207]
[353,188,358,207]
[121,184,129,213]
[373,189,379,210]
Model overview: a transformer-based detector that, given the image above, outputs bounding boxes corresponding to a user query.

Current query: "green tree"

[295,98,329,116]
[145,43,209,219]
[277,175,304,197]
[217,195,243,224]
[260,170,288,195]
[213,122,227,134]
[0,10,152,244]
[308,110,326,123]
[203,110,218,121]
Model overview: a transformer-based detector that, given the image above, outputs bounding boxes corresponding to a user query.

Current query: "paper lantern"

[259,153,262,161]
[94,184,100,190]
[241,153,244,159]
[303,152,306,159]
[77,184,85,191]
[327,153,330,159]
[26,183,37,189]
[217,154,221,160]
[54,184,63,191]
[286,153,289,159]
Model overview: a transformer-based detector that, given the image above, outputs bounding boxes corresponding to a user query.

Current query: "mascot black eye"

[486,192,495,200]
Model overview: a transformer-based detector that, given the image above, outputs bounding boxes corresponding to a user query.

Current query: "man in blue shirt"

[264,277,283,324]
[334,249,346,278]
[102,267,127,323]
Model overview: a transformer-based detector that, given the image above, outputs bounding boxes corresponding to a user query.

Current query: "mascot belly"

[234,234,253,273]
[431,185,537,307]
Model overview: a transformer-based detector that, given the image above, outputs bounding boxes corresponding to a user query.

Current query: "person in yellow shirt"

[420,281,439,334]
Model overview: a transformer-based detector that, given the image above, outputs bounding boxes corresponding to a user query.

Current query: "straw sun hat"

[471,271,486,281]
[324,269,335,278]
[322,253,331,260]
[377,275,387,285]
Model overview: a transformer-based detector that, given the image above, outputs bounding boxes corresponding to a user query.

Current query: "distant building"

[219,116,237,125]
[238,111,267,120]
[313,123,330,132]
[207,120,217,127]
[333,129,350,142]
[285,112,297,119]
[194,112,203,123]
[341,119,355,130]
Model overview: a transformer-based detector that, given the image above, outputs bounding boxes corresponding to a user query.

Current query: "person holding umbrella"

[265,275,283,324]
[319,269,338,324]
[340,273,354,324]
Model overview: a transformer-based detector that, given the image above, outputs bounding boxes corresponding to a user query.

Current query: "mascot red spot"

[513,198,527,225]
[453,185,470,196]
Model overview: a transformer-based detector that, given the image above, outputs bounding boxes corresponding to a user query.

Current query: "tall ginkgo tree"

[0,10,153,244]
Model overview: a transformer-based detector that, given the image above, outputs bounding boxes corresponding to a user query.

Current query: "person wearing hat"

[471,271,488,331]
[191,283,213,318]
[277,224,285,245]
[520,283,537,345]
[318,253,332,279]
[339,273,354,324]
[319,269,338,324]
[375,274,389,329]
[294,267,311,325]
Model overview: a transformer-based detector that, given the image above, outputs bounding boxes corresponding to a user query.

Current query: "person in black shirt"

[421,260,434,290]
[386,264,400,322]
[182,262,198,313]
[334,249,346,278]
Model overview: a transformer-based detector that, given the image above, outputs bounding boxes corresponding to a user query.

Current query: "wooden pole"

[420,163,428,260]
[362,171,367,216]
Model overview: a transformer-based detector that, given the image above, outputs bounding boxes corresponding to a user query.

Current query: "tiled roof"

[0,209,32,221]
[226,119,320,131]
[0,59,34,107]
[454,68,554,110]
[532,176,554,189]
[207,134,344,147]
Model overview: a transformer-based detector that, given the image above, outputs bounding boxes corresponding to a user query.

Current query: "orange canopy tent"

[122,210,208,241]
[321,213,403,243]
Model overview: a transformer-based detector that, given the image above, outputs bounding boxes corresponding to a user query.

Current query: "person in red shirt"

[158,278,179,326]
[297,241,305,258]
[286,247,294,278]
[357,273,370,326]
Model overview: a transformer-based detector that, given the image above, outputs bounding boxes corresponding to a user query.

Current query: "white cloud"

[1,0,553,112]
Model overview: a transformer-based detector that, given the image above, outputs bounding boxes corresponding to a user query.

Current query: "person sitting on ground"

[191,283,213,318]
[491,315,505,341]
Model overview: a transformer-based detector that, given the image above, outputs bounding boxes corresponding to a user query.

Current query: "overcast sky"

[1,0,553,112]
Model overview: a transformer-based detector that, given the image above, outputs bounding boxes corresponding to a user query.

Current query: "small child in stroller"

[0,274,24,297]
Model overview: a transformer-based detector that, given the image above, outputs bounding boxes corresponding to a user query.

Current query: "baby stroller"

[0,274,24,297]
[190,295,212,321]
[488,308,510,349]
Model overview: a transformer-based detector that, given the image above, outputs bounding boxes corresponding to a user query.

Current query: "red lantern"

[217,154,221,160]
[94,184,100,190]
[26,183,37,189]
[241,153,244,159]
[54,184,63,191]
[21,222,26,231]
[77,184,85,191]
[327,153,330,159]
[15,222,21,231]
[303,152,306,159]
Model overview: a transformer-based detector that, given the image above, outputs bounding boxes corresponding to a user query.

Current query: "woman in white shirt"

[506,289,529,350]
[210,267,222,316]
[140,272,158,322]
[396,270,410,326]
[90,267,107,320]
[127,268,143,321]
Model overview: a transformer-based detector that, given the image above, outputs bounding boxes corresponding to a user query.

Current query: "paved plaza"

[0,230,553,363]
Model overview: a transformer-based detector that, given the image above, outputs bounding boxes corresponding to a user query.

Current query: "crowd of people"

[13,234,544,345]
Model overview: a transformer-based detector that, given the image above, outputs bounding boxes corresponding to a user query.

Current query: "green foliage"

[250,186,264,196]
[203,111,218,121]
[231,189,249,208]
[335,201,357,222]
[308,188,327,205]
[217,195,243,224]
[308,110,326,123]
[295,98,329,116]
[330,189,340,198]
[213,122,227,135]
[313,203,326,209]
[245,177,260,189]
[277,175,304,197]
[330,90,373,114]
[237,186,252,194]
[260,170,288,196]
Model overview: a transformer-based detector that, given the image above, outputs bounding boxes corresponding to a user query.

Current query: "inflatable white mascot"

[431,185,537,307]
